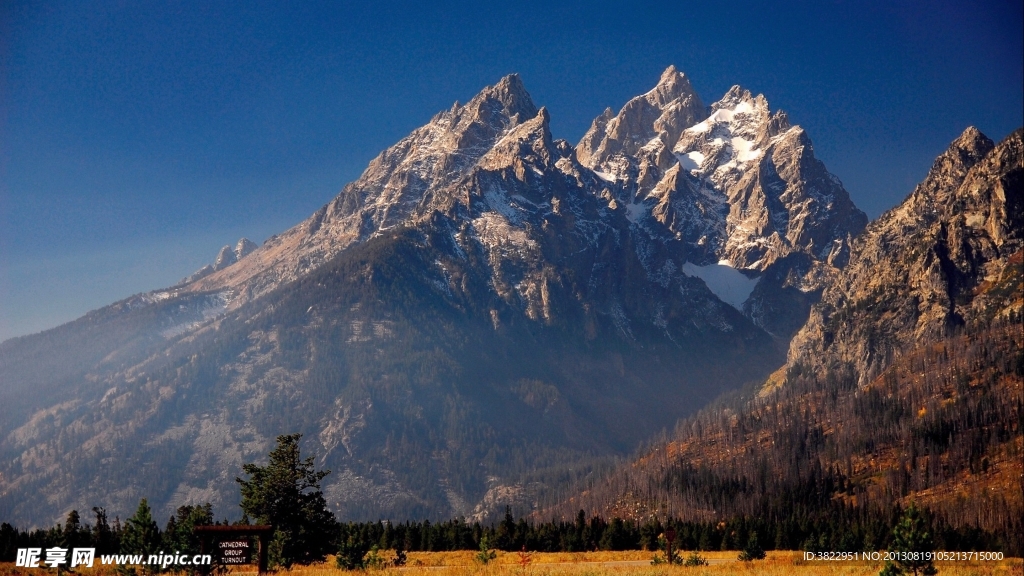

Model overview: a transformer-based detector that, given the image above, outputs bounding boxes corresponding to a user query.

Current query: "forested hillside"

[549,319,1021,551]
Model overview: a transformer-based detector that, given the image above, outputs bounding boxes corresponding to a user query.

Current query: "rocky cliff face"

[573,71,866,337]
[786,127,1023,385]
[180,238,260,284]
[0,68,872,527]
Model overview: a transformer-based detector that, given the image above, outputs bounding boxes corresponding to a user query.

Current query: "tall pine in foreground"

[237,433,337,567]
[119,499,160,575]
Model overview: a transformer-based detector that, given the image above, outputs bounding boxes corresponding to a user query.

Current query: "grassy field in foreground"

[2,551,1022,576]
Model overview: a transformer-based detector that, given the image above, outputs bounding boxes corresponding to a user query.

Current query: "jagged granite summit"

[786,127,1023,385]
[185,75,542,301]
[180,238,259,285]
[0,68,868,527]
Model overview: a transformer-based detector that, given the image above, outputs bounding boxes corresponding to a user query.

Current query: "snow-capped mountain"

[166,68,865,349]
[671,86,866,270]
[0,68,868,527]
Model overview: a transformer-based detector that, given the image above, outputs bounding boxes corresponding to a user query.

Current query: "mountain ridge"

[787,126,1022,385]
[2,67,870,527]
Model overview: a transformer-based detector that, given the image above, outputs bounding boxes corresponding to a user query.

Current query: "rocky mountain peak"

[486,73,536,118]
[235,238,258,260]
[478,107,554,173]
[662,85,866,272]
[0,69,907,527]
[646,65,699,107]
[576,66,706,169]
[786,127,1022,386]
[716,85,760,107]
[178,237,259,285]
[931,126,995,184]
[181,70,866,345]
[890,126,996,231]
[180,75,544,301]
[444,73,539,144]
[213,245,236,270]
[952,125,994,157]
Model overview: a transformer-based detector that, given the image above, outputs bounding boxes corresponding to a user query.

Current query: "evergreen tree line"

[4,317,1019,568]
[1,501,1007,566]
[1,501,215,565]
[334,505,1001,555]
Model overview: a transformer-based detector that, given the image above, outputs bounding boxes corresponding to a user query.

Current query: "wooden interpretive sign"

[195,525,272,574]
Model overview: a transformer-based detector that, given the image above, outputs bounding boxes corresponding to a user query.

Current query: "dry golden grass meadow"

[3,550,1021,576]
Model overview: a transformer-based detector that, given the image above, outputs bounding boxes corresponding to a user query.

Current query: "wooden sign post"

[195,525,273,574]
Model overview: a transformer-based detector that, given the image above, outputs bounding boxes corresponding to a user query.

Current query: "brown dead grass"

[249,550,1021,576]
[3,550,1022,576]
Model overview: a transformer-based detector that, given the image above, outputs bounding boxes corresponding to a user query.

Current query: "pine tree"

[879,503,937,576]
[120,499,161,575]
[162,504,213,571]
[494,507,516,551]
[738,530,766,561]
[63,510,85,550]
[474,534,496,564]
[92,508,115,554]
[237,433,337,567]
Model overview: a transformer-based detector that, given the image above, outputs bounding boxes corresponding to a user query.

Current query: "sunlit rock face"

[787,127,1023,385]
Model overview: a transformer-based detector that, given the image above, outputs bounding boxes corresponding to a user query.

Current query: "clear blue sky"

[2,0,1022,341]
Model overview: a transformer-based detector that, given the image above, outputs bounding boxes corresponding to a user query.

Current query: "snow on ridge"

[684,99,756,136]
[731,137,762,162]
[674,95,765,184]
[470,211,538,254]
[158,291,233,339]
[483,186,523,224]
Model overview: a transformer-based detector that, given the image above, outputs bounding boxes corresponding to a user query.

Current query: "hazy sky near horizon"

[2,0,1022,341]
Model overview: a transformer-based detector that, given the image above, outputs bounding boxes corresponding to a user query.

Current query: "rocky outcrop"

[671,87,867,271]
[786,127,1023,385]
[576,65,706,174]
[172,69,865,341]
[179,237,258,284]
[573,74,866,336]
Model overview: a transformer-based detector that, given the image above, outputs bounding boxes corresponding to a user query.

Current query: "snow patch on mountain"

[674,91,768,185]
[683,261,760,310]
